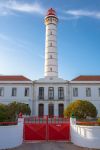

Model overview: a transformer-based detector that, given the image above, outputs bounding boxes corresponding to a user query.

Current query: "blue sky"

[0,0,100,80]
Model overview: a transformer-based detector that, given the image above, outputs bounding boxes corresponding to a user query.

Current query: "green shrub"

[97,118,100,123]
[0,102,31,122]
[64,100,97,119]
[0,104,8,122]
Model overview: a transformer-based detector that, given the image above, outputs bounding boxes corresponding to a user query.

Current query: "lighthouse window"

[50,18,52,22]
[50,31,52,35]
[50,55,52,59]
[50,43,52,47]
[50,68,52,71]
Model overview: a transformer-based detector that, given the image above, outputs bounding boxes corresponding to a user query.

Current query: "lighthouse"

[44,8,58,78]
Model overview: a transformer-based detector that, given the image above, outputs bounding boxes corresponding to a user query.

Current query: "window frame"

[12,87,17,97]
[24,87,29,97]
[0,87,4,96]
[39,87,44,100]
[58,87,64,99]
[48,87,54,99]
[99,88,100,97]
[86,87,91,97]
[73,87,78,97]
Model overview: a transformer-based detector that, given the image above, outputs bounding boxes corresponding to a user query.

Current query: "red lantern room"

[47,8,56,16]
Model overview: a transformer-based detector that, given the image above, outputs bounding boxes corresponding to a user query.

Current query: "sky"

[0,0,100,80]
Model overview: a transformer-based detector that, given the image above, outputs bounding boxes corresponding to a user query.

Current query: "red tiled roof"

[0,75,31,81]
[72,75,100,81]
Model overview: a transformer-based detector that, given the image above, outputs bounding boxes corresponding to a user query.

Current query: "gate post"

[70,116,76,143]
[46,115,48,141]
[18,113,24,143]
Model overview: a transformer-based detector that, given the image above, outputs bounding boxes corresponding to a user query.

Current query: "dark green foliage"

[64,100,97,119]
[0,102,31,122]
[0,104,8,122]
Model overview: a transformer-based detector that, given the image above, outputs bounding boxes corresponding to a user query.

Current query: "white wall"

[70,118,100,149]
[0,118,24,149]
[0,84,33,102]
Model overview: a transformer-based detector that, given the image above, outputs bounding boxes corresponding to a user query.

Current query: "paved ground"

[12,142,93,150]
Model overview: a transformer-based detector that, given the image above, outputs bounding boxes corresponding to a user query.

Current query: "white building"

[70,75,100,115]
[0,75,33,111]
[0,8,100,116]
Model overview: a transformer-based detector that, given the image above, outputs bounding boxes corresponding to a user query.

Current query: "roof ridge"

[72,75,100,81]
[0,75,32,81]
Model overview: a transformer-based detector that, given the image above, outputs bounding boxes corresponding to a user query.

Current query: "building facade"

[0,76,33,111]
[0,8,100,116]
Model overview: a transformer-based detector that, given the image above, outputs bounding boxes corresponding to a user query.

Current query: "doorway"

[48,104,54,117]
[59,104,64,117]
[38,104,44,117]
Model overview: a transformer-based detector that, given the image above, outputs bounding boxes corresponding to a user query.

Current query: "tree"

[64,100,97,119]
[0,102,31,122]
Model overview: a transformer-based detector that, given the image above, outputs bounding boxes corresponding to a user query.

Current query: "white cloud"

[59,15,79,21]
[65,9,100,19]
[0,0,46,16]
[0,33,33,53]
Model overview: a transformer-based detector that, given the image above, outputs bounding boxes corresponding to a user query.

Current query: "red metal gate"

[24,116,70,141]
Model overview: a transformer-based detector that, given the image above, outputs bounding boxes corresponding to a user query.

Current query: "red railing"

[24,116,70,124]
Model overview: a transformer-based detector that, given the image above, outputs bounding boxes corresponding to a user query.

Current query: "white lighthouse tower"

[44,8,58,77]
[34,8,67,117]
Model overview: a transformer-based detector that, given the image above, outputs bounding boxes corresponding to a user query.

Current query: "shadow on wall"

[0,118,24,149]
[70,118,100,149]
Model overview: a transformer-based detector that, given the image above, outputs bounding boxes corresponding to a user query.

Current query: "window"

[48,87,54,99]
[99,88,100,97]
[50,42,52,47]
[58,87,64,99]
[73,88,78,97]
[0,87,4,96]
[50,55,52,59]
[50,68,52,71]
[86,88,91,97]
[12,88,17,96]
[50,31,52,35]
[24,88,29,97]
[39,87,44,99]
